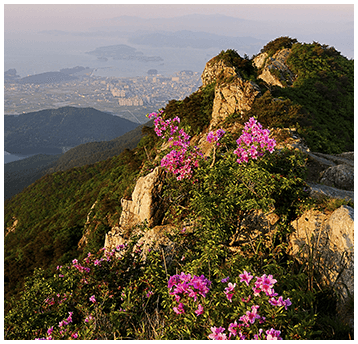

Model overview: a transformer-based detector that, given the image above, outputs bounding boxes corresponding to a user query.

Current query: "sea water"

[4,31,215,78]
[4,151,32,164]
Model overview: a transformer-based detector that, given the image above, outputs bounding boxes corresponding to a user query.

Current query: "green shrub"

[261,36,298,56]
[163,82,215,135]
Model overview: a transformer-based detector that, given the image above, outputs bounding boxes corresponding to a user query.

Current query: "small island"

[86,44,163,63]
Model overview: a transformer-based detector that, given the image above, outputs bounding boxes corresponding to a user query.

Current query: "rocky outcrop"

[104,225,125,252]
[319,164,354,191]
[274,127,310,153]
[289,205,354,301]
[254,49,295,87]
[317,152,354,191]
[201,58,261,129]
[308,183,354,203]
[274,128,354,201]
[120,167,166,230]
[5,217,18,237]
[135,225,176,261]
[210,79,261,129]
[252,52,268,70]
[78,201,98,249]
[305,151,354,202]
[201,59,237,87]
[104,167,167,252]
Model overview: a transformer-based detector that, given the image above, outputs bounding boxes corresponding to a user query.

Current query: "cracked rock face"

[290,205,354,301]
[254,48,295,87]
[120,167,166,231]
[104,167,167,252]
[201,59,237,87]
[210,78,261,129]
[201,58,261,129]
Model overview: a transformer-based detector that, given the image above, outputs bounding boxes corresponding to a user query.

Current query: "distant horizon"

[4,4,354,31]
[4,4,354,63]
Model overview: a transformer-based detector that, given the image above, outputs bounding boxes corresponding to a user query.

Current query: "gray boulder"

[319,164,354,191]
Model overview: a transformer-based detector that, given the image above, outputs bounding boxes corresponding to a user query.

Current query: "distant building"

[118,96,143,106]
[179,70,193,76]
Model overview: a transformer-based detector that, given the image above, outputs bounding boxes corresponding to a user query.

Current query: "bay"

[4,151,33,164]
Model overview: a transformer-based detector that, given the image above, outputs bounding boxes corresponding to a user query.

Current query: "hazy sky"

[3,2,355,68]
[4,3,354,32]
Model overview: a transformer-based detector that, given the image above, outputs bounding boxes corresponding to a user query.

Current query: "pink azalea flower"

[265,328,283,340]
[246,305,260,324]
[241,295,251,303]
[239,270,254,287]
[225,282,236,292]
[228,321,238,337]
[253,329,264,340]
[239,314,249,325]
[234,117,276,164]
[85,315,93,323]
[187,288,198,301]
[283,298,292,310]
[208,326,227,340]
[225,292,234,302]
[269,297,281,307]
[195,304,204,316]
[173,302,185,315]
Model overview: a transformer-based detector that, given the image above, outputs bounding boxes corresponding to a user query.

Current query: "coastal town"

[4,70,202,123]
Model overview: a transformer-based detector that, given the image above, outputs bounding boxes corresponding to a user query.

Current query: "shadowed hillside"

[5,106,139,155]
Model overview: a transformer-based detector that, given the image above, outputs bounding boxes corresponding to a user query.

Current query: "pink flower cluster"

[148,113,277,179]
[72,259,91,273]
[207,129,226,146]
[168,272,211,316]
[266,328,283,340]
[224,282,236,302]
[233,117,276,164]
[209,322,282,340]
[209,324,283,340]
[58,311,73,328]
[44,293,69,308]
[208,271,291,340]
[35,312,76,340]
[251,273,278,297]
[148,110,179,138]
[208,326,229,340]
[160,141,203,180]
[148,110,203,180]
[238,304,265,327]
[84,314,93,323]
[241,271,291,311]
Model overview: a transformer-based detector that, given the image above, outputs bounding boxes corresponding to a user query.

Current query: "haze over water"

[3,4,354,164]
[4,4,354,78]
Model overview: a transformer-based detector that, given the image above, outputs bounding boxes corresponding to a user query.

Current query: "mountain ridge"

[4,38,354,339]
[4,119,146,200]
[5,106,140,155]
